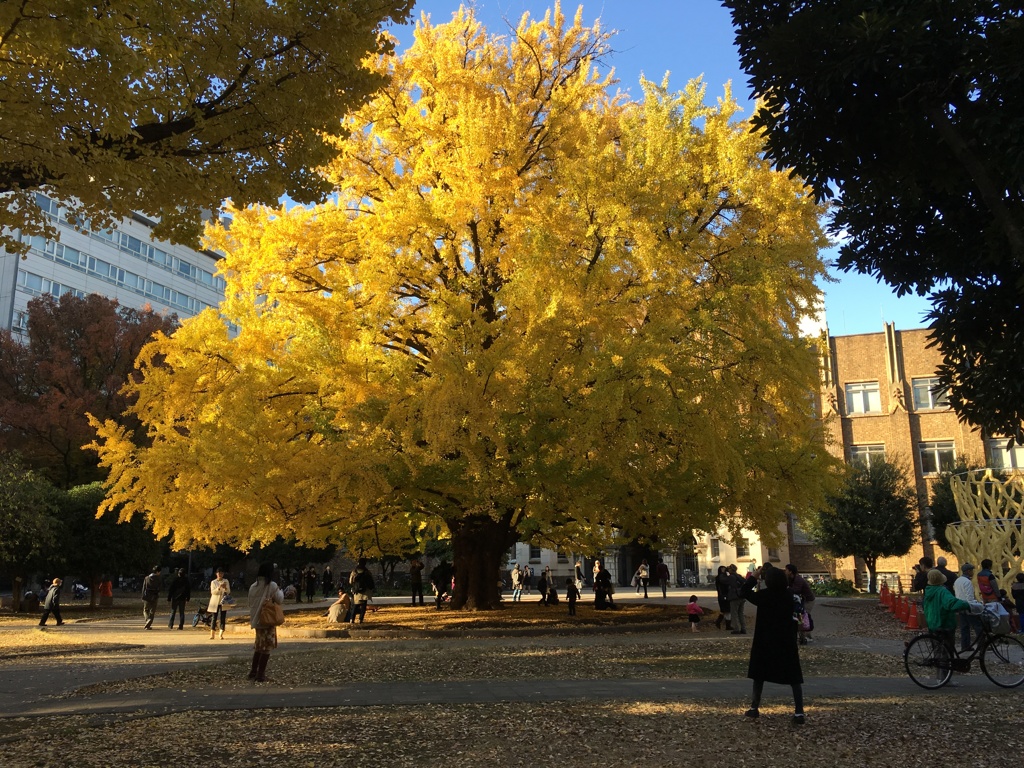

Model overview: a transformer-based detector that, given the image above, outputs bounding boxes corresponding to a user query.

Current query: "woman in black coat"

[742,565,805,724]
[714,565,732,630]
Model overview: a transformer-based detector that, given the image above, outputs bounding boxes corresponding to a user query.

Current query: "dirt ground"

[1,599,1020,768]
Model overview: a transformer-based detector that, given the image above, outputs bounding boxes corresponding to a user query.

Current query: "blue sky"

[392,0,934,336]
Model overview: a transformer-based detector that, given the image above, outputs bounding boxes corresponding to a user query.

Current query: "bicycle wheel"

[980,635,1024,688]
[905,634,953,689]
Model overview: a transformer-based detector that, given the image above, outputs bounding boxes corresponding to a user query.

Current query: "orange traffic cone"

[905,602,920,630]
[880,584,889,605]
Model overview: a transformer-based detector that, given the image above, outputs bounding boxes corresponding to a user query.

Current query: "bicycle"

[904,604,1024,689]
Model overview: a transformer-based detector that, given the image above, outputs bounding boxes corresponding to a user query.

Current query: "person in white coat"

[248,562,284,682]
[953,562,982,650]
[206,567,231,639]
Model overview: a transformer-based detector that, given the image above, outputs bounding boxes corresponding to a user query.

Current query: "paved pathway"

[2,596,1011,720]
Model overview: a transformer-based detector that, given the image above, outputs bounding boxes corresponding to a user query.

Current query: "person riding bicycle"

[923,568,973,653]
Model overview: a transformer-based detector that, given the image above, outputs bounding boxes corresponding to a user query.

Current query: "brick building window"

[919,441,955,475]
[912,377,949,410]
[845,381,881,414]
[987,439,1024,471]
[850,443,886,469]
[735,537,750,558]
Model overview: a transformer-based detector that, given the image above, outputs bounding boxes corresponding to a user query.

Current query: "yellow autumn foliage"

[91,4,839,608]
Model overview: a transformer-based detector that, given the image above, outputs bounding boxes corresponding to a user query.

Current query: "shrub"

[810,577,856,597]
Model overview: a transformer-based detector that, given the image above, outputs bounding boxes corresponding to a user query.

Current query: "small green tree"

[811,459,917,594]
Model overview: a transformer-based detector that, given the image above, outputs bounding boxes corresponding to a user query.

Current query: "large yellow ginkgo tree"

[92,5,838,609]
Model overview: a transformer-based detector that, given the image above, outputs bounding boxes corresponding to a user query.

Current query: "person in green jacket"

[923,568,973,653]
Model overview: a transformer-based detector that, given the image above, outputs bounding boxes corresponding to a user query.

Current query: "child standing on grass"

[687,594,702,632]
[566,578,581,616]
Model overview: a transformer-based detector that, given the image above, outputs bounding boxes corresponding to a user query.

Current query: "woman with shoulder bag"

[248,562,284,682]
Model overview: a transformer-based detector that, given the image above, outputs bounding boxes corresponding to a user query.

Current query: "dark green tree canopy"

[724,0,1024,441]
[57,483,164,602]
[928,457,986,552]
[0,453,61,579]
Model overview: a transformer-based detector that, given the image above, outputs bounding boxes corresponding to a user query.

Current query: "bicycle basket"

[981,608,1011,636]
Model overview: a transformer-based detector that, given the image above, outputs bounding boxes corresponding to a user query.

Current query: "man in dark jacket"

[38,578,64,628]
[142,566,161,630]
[166,568,191,630]
[935,557,957,594]
[656,558,671,599]
[409,557,425,606]
[912,557,933,592]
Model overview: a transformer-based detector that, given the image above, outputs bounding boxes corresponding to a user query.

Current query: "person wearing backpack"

[977,559,1000,604]
[141,566,161,630]
[349,558,375,623]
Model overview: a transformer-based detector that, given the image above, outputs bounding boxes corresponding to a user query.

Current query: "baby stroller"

[192,605,214,628]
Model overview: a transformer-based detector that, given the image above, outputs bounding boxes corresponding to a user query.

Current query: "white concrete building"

[0,193,225,333]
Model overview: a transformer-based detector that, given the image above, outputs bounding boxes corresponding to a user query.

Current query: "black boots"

[250,652,270,682]
[248,652,260,680]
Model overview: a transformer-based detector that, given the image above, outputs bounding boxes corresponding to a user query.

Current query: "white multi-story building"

[0,193,225,333]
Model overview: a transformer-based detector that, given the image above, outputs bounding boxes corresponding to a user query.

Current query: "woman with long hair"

[248,562,284,683]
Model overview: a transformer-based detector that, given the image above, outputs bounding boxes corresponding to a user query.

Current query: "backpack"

[354,569,375,594]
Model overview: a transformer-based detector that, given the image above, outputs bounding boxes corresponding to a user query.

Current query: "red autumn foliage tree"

[0,293,177,488]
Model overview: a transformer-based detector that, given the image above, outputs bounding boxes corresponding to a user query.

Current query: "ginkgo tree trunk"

[91,5,838,610]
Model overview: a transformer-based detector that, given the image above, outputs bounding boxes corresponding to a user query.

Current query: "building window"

[735,537,750,558]
[789,513,812,545]
[767,547,780,562]
[919,441,955,475]
[912,377,949,410]
[710,538,720,558]
[987,439,1024,471]
[556,549,569,563]
[845,381,882,414]
[529,545,541,563]
[850,444,886,469]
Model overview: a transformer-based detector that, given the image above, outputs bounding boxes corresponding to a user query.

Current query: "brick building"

[787,322,1022,589]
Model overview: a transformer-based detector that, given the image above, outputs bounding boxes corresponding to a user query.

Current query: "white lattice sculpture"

[948,469,1023,589]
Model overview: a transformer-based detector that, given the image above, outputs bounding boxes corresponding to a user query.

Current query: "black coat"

[167,575,191,602]
[43,583,62,610]
[743,574,803,685]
